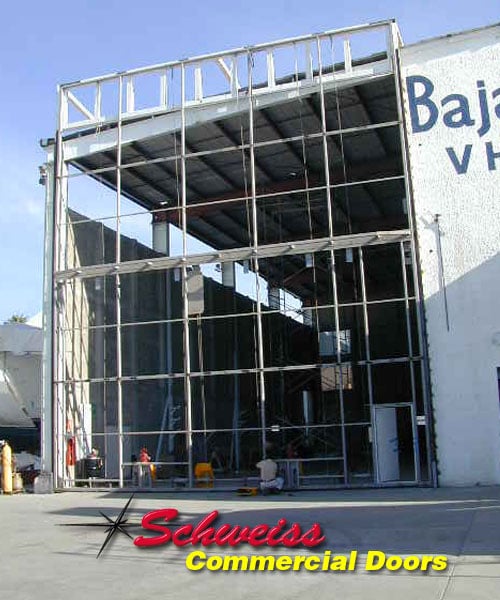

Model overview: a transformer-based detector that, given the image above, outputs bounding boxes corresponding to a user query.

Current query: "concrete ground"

[1,486,500,599]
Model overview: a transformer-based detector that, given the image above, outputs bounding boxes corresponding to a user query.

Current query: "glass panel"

[333,178,407,236]
[256,189,329,245]
[333,129,402,182]
[335,247,362,303]
[66,326,116,381]
[191,430,262,479]
[62,276,114,331]
[264,425,342,458]
[403,241,416,297]
[409,300,421,356]
[186,196,253,253]
[121,133,180,167]
[188,149,248,199]
[119,209,155,250]
[372,362,412,404]
[119,270,183,324]
[363,243,404,301]
[262,426,345,487]
[339,305,366,362]
[253,95,322,145]
[122,432,189,486]
[345,425,374,484]
[262,311,319,368]
[258,251,335,309]
[368,301,408,359]
[66,165,117,224]
[190,372,260,432]
[196,260,259,318]
[121,322,185,376]
[414,361,425,416]
[64,214,117,268]
[119,264,261,323]
[323,77,398,130]
[122,379,186,433]
[264,368,341,427]
[189,315,258,372]
[343,365,371,423]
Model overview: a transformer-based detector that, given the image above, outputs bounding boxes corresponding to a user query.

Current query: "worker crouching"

[256,458,284,495]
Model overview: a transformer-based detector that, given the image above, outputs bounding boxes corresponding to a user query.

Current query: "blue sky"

[0,0,497,323]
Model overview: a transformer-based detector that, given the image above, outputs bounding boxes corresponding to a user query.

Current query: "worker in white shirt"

[256,458,284,494]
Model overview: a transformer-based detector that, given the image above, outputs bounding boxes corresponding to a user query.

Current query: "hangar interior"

[47,20,433,488]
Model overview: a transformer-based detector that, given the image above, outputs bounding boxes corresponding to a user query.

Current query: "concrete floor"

[2,486,500,599]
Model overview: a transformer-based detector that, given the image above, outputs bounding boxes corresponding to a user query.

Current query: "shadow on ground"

[48,487,500,557]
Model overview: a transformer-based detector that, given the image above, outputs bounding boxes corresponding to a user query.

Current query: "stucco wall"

[400,25,500,485]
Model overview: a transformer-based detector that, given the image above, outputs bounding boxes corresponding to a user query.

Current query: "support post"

[41,160,55,478]
[152,218,175,462]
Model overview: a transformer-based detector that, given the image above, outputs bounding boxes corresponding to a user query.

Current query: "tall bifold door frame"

[41,20,436,490]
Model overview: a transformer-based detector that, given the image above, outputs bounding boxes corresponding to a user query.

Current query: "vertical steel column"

[317,35,348,483]
[247,51,268,459]
[180,64,194,487]
[41,159,55,477]
[330,253,348,484]
[315,37,335,247]
[390,23,436,486]
[115,77,124,487]
[54,282,66,487]
[53,89,69,487]
[400,241,421,483]
[358,247,378,483]
[153,223,174,462]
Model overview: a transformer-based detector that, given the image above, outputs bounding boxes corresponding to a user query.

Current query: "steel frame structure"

[41,19,436,490]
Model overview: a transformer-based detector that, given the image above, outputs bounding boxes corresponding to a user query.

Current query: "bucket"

[12,472,24,493]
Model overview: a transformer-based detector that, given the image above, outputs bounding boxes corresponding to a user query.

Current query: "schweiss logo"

[63,496,449,573]
[134,508,325,549]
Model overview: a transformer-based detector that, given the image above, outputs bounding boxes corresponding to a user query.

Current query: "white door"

[374,406,399,482]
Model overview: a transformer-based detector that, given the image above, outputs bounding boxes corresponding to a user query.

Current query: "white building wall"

[400,25,500,485]
[2,354,42,420]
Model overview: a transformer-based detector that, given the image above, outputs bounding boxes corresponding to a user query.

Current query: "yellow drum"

[1,442,13,494]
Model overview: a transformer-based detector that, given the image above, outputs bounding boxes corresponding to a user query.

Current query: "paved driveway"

[1,486,500,599]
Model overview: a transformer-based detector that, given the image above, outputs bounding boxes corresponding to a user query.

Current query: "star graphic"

[61,493,138,558]
[96,493,135,558]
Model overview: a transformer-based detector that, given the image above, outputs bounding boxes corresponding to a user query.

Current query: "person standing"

[136,446,152,487]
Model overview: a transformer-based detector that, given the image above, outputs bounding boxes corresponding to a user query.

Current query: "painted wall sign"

[406,75,500,173]
[400,26,500,487]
